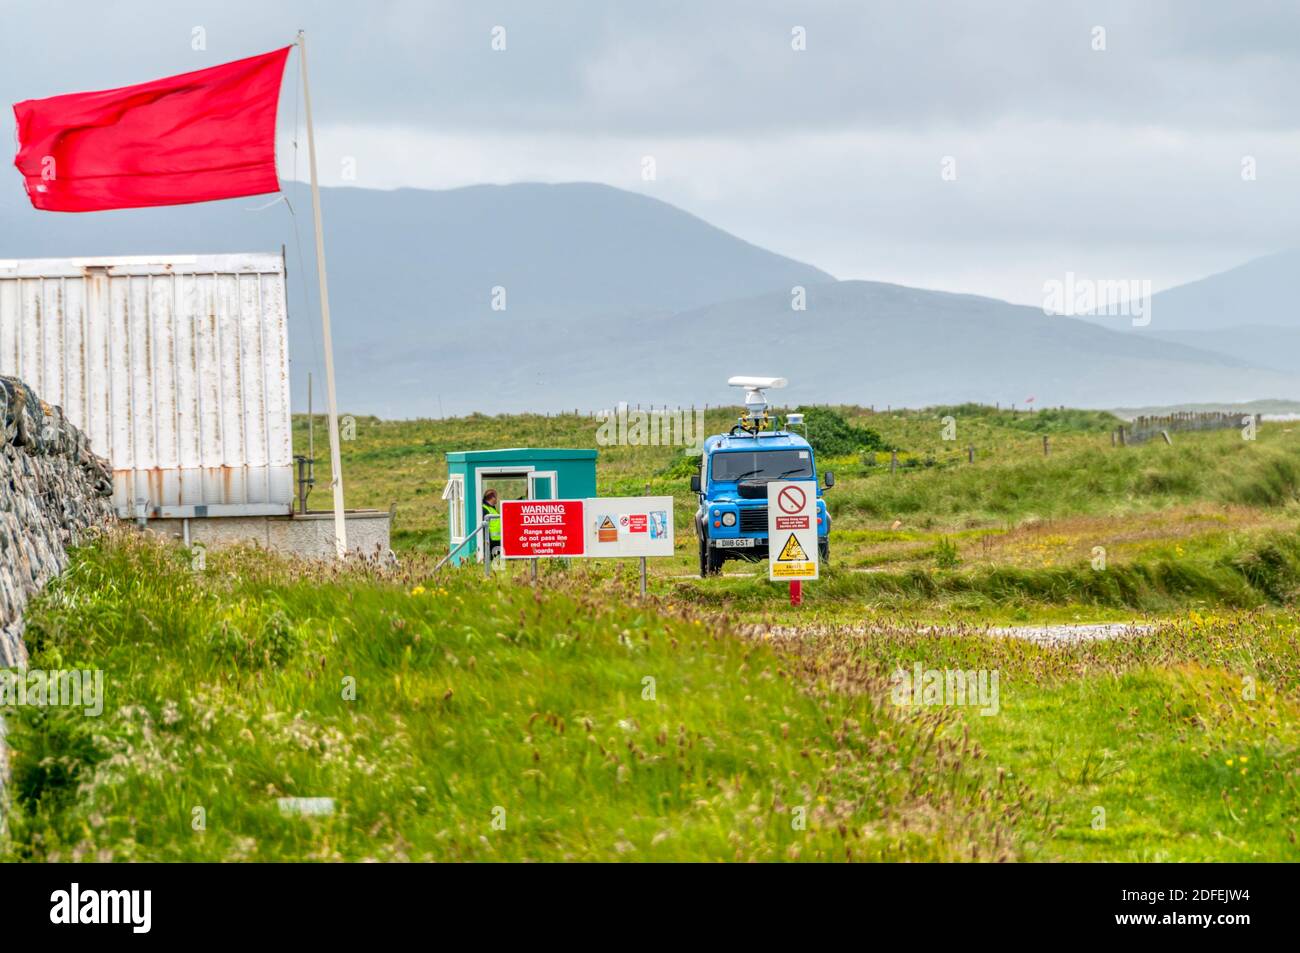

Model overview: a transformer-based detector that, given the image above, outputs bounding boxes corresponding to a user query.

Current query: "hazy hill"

[1075,249,1300,374]
[339,278,1300,413]
[1137,326,1300,376]
[0,181,831,413]
[565,280,1300,411]
[1145,250,1300,332]
[3,180,1298,415]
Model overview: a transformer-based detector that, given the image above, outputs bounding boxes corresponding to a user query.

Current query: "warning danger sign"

[501,500,585,558]
[767,480,819,581]
[771,532,815,577]
[776,533,807,561]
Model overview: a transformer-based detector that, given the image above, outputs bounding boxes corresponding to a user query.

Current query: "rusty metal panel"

[0,253,293,517]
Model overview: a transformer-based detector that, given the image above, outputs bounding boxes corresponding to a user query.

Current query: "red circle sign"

[777,485,807,514]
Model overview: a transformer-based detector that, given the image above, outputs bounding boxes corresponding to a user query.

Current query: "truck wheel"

[699,538,723,577]
[707,544,724,576]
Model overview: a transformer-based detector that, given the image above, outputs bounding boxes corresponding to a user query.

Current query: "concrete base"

[142,510,392,560]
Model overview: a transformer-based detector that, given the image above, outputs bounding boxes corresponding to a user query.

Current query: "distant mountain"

[1139,326,1300,375]
[1075,248,1300,385]
[590,281,1300,410]
[2,181,1298,415]
[0,181,832,414]
[342,278,1300,412]
[1144,250,1300,332]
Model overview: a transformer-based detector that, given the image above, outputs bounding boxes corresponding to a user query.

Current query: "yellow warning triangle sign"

[777,533,808,561]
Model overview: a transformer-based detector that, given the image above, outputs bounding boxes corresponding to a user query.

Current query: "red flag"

[13,47,290,212]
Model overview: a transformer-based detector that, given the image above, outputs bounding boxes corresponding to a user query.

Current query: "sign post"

[768,481,819,597]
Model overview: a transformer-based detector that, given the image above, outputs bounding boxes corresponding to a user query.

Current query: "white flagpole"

[296,30,347,558]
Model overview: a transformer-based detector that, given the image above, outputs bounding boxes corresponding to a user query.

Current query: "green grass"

[977,667,1294,861]
[777,614,1300,860]
[668,526,1300,623]
[3,532,1296,862]
[5,404,1299,862]
[831,429,1300,523]
[2,533,1024,862]
[311,406,1300,592]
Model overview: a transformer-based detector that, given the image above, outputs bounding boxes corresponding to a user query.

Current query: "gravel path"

[738,620,1159,646]
[981,622,1155,646]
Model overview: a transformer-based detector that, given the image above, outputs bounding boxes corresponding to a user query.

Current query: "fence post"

[1043,435,1050,457]
[890,451,898,473]
[968,445,975,463]
[640,480,650,597]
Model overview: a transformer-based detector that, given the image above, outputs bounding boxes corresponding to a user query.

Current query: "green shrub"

[933,537,961,569]
[795,406,892,457]
[209,602,301,670]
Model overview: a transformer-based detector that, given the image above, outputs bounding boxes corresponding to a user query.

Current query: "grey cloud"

[3,1,1299,135]
[0,0,1296,304]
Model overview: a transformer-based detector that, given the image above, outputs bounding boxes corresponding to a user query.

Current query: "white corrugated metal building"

[0,253,293,518]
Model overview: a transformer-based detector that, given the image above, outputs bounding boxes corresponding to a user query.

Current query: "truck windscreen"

[711,450,813,482]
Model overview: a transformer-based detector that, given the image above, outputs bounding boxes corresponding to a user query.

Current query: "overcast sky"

[3,0,1297,304]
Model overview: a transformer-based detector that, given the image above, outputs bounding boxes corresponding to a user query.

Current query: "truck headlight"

[722,512,736,527]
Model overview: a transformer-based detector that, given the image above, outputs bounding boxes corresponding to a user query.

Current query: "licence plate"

[714,537,757,548]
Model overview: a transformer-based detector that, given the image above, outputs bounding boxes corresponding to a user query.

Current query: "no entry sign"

[501,499,585,558]
[767,480,818,581]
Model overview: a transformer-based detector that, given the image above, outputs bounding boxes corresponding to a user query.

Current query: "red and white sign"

[587,497,675,558]
[767,480,819,581]
[501,499,585,558]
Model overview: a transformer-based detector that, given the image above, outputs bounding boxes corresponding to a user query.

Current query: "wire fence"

[1118,411,1248,445]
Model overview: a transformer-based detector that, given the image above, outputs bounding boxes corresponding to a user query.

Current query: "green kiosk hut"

[443,448,598,564]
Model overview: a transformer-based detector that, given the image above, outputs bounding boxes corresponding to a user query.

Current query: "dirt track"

[739,620,1158,646]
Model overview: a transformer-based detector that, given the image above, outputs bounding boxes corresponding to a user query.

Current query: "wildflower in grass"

[1239,756,1248,763]
[410,585,426,596]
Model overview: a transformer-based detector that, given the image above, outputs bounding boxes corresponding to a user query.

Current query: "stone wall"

[0,376,115,669]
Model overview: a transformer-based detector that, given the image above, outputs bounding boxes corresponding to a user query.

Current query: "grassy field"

[315,404,1300,618]
[2,404,1298,861]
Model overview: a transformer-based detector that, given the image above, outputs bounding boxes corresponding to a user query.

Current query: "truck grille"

[739,507,767,533]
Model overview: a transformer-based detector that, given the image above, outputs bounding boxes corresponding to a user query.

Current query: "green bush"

[933,537,961,569]
[794,406,892,457]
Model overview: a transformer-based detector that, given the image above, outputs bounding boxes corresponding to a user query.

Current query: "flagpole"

[296,30,347,559]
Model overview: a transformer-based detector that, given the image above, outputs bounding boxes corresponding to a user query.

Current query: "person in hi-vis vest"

[482,489,502,561]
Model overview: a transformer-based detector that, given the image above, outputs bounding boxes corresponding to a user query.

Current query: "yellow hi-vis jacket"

[483,503,501,541]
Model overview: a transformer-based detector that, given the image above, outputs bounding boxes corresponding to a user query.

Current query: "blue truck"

[691,378,833,576]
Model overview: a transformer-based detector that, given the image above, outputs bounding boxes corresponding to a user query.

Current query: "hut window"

[442,474,465,540]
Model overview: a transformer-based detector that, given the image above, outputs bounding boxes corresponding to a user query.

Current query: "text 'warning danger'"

[501,500,585,558]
